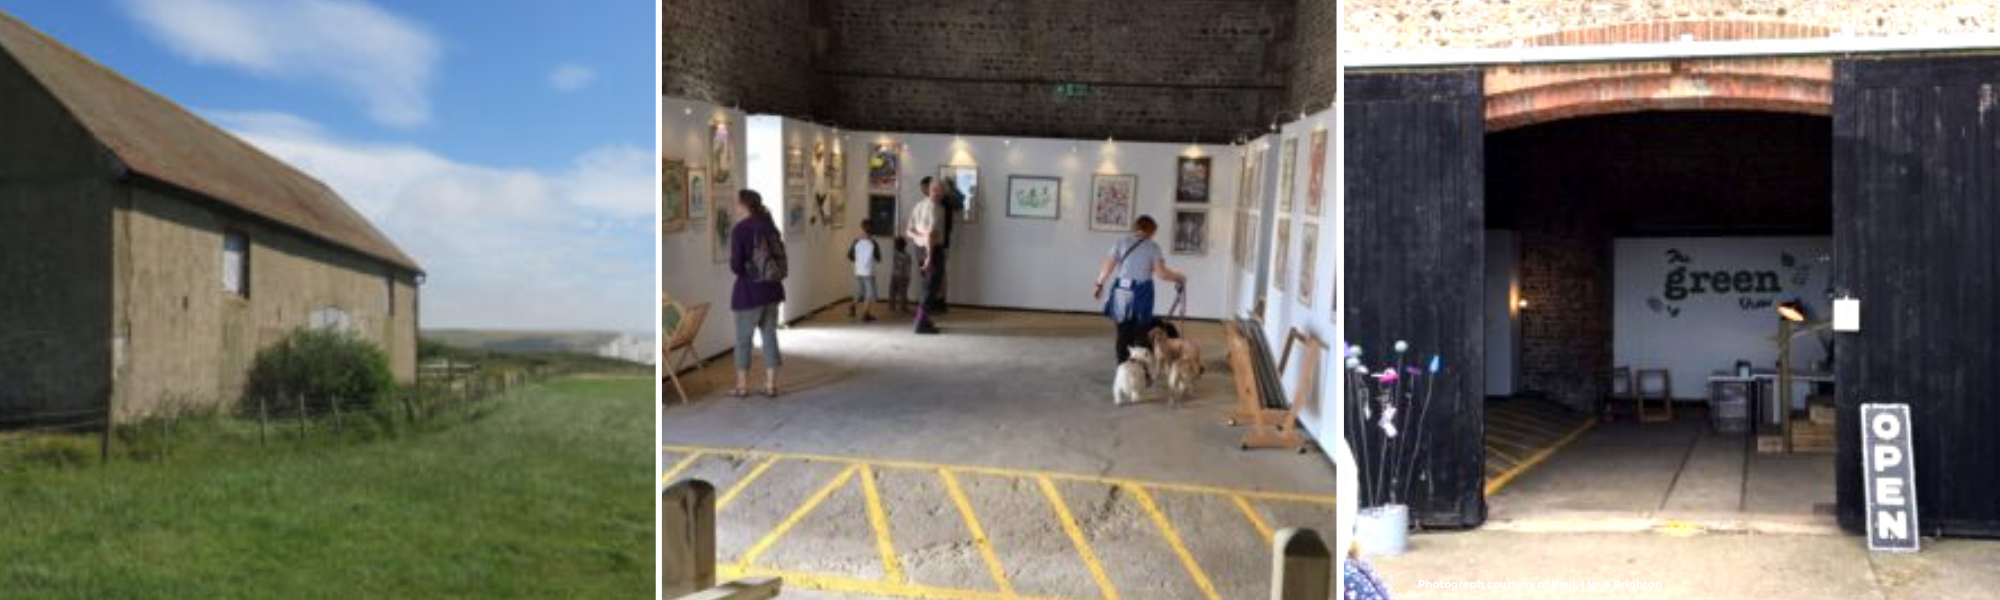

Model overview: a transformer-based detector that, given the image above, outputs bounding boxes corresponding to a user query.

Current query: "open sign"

[1861,404,1920,552]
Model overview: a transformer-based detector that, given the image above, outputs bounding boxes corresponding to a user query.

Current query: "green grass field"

[0,376,654,599]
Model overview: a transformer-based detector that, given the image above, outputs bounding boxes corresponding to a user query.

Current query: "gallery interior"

[661,1,1343,599]
[1481,110,1838,523]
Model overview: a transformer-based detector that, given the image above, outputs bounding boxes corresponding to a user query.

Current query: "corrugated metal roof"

[0,9,421,273]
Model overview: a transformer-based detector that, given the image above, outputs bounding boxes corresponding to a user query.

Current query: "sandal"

[763,385,780,398]
[727,387,751,398]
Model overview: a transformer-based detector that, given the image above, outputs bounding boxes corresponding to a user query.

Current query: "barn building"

[1341,2,2000,538]
[0,10,421,424]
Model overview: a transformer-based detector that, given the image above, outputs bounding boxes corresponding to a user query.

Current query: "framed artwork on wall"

[785,191,808,232]
[1271,216,1291,292]
[867,194,897,236]
[1299,222,1318,307]
[940,165,980,223]
[1306,129,1327,217]
[828,140,846,189]
[869,142,901,195]
[1241,144,1263,210]
[1236,149,1249,209]
[1089,174,1137,232]
[687,167,708,220]
[825,190,846,228]
[1172,209,1209,255]
[1007,175,1061,220]
[1175,157,1210,204]
[709,120,732,187]
[663,159,687,233]
[786,143,809,185]
[1278,138,1297,214]
[710,188,734,263]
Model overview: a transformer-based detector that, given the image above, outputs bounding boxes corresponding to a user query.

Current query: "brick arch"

[1484,20,1835,131]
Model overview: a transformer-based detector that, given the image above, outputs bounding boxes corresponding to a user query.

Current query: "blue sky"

[2,0,657,334]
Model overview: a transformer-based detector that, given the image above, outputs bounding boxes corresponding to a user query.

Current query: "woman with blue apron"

[1092,215,1188,365]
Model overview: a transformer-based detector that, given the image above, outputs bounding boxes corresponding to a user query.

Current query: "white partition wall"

[831,132,1244,320]
[1612,236,1833,403]
[662,98,748,363]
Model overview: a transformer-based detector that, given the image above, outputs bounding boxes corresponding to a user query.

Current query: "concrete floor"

[1489,414,1837,532]
[1367,530,2000,600]
[663,307,1338,600]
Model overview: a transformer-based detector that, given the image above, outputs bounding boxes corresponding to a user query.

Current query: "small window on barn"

[222,231,249,297]
[385,274,396,317]
[309,306,355,333]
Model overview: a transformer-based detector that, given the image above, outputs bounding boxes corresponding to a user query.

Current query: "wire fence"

[0,358,566,470]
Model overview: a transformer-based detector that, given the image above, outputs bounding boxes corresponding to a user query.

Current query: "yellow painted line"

[662,444,1338,507]
[1485,414,1568,435]
[860,464,908,584]
[1496,436,1536,460]
[1483,419,1561,440]
[1484,417,1598,496]
[738,464,857,566]
[1129,485,1222,600]
[660,451,704,485]
[941,469,1017,597]
[720,564,1073,600]
[1655,520,1705,537]
[716,456,782,512]
[1230,495,1275,543]
[1037,476,1120,600]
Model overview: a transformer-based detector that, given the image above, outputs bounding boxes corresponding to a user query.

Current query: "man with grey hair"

[905,177,945,334]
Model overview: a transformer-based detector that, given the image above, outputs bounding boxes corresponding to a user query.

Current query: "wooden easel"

[1223,320,1316,453]
[665,302,710,404]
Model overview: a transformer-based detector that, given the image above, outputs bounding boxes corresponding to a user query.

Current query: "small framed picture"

[940,165,980,224]
[1089,174,1137,232]
[1007,175,1061,220]
[1172,209,1208,255]
[1176,156,1210,204]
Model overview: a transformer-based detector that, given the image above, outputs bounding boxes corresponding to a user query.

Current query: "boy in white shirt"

[847,220,881,322]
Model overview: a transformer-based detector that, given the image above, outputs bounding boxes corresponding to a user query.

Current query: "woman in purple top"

[729,189,786,397]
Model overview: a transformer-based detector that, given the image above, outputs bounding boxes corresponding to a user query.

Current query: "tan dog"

[1148,328,1203,376]
[1165,355,1202,406]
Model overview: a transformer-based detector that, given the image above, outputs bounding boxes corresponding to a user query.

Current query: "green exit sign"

[1055,83,1090,99]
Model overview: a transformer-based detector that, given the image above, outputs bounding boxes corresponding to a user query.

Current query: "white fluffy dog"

[1114,346,1153,406]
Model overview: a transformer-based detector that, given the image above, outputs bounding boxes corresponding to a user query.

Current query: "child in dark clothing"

[888,237,912,313]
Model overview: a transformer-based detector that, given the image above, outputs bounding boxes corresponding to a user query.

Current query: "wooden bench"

[1223,318,1318,453]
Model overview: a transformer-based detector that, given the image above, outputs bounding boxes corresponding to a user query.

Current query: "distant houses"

[423,330,657,365]
[0,10,421,422]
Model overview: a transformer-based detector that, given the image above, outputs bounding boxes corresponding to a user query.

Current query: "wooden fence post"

[295,394,307,441]
[99,409,112,465]
[662,479,718,597]
[1271,528,1332,600]
[258,395,269,446]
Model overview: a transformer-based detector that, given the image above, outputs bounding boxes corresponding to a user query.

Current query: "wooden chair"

[665,302,710,404]
[1636,368,1673,423]
[1223,319,1316,453]
[1603,366,1635,422]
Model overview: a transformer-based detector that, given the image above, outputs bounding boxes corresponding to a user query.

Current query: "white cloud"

[548,64,596,92]
[121,0,440,128]
[210,111,656,333]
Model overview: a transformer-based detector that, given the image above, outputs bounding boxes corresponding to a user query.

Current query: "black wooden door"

[1834,56,2000,538]
[1343,70,1487,528]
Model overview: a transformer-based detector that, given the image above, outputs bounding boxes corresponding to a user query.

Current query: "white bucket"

[1355,504,1410,556]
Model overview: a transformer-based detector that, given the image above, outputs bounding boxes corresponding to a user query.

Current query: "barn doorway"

[1480,110,1838,524]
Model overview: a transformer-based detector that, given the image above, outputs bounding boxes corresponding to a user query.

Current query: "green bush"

[244,328,395,418]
